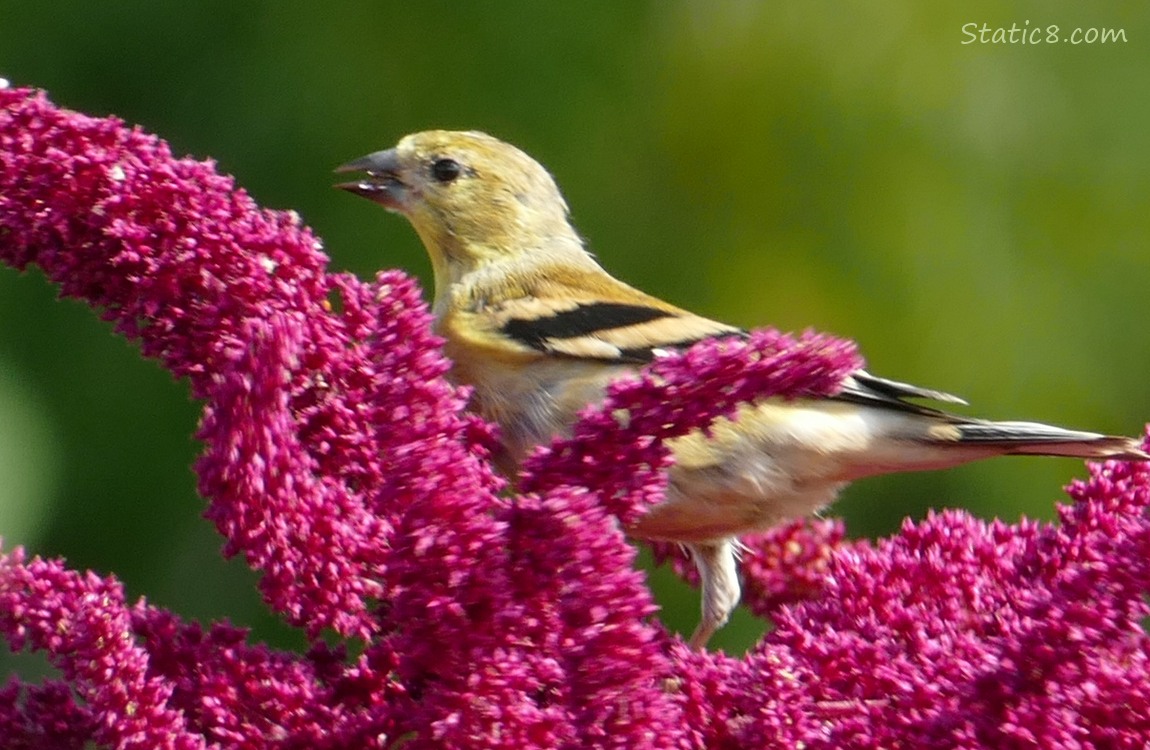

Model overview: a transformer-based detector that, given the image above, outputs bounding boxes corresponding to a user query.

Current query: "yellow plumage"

[337,130,1148,647]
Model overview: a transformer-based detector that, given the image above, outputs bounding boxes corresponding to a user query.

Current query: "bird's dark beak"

[334,148,407,210]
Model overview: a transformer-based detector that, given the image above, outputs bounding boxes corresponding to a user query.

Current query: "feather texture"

[338,129,1149,647]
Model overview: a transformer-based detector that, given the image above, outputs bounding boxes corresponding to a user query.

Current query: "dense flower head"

[0,678,95,750]
[520,330,860,525]
[2,86,1150,748]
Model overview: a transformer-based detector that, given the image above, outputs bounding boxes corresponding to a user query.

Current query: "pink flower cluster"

[2,87,1149,749]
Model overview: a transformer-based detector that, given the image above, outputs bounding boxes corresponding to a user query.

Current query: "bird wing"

[459,267,969,415]
[835,370,969,418]
[463,268,741,364]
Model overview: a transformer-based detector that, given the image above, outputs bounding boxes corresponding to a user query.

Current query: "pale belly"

[451,355,985,543]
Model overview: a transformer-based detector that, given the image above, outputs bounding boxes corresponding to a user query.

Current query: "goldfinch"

[336,130,1148,647]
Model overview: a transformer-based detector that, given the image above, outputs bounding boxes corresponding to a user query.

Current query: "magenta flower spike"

[2,86,1149,749]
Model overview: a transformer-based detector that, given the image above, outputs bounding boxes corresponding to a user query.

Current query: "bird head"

[336,130,587,289]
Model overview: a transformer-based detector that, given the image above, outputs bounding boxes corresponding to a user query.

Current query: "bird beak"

[334,148,407,211]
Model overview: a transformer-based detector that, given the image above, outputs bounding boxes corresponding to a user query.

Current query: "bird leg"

[686,538,741,648]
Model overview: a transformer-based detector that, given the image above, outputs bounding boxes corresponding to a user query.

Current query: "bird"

[335,130,1149,648]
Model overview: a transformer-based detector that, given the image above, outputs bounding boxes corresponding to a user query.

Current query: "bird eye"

[430,158,463,184]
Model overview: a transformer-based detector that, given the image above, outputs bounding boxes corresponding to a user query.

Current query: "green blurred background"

[1,2,1148,656]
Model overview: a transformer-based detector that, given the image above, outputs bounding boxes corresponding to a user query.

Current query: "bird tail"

[950,421,1149,461]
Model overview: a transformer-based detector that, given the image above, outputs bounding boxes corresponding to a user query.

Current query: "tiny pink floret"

[3,87,1150,748]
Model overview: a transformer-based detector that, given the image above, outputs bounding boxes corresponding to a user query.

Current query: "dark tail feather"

[955,421,1150,461]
